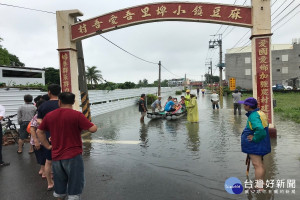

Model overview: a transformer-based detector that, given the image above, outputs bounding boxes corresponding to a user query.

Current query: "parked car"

[284,86,293,90]
[272,84,285,90]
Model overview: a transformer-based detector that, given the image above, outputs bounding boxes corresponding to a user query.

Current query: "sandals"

[47,185,54,191]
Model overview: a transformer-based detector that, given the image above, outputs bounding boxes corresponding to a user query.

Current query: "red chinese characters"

[71,2,252,41]
[59,51,72,92]
[255,38,272,123]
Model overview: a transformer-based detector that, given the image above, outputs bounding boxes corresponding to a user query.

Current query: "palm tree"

[85,66,103,85]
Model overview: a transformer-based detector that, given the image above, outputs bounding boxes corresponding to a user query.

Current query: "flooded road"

[81,92,299,200]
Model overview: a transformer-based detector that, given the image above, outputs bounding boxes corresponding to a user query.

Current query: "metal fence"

[0,87,181,120]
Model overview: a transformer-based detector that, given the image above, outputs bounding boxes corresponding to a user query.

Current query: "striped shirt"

[17,103,36,124]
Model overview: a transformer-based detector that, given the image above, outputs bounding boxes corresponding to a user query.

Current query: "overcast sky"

[1,0,300,83]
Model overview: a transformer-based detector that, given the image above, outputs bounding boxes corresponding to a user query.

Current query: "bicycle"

[1,114,19,145]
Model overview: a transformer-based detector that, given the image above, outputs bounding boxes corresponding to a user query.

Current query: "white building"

[0,66,45,86]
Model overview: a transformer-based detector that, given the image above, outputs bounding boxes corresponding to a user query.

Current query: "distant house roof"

[0,65,45,71]
[226,44,293,54]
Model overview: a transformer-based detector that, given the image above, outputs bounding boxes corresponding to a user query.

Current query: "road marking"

[82,139,140,144]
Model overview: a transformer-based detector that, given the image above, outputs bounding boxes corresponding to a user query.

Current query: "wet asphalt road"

[1,92,300,200]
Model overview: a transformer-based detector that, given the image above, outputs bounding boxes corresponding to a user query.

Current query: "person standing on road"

[185,90,191,107]
[196,87,200,96]
[186,94,199,123]
[30,99,46,178]
[232,89,242,115]
[239,97,271,190]
[151,96,162,113]
[139,94,148,123]
[17,94,36,154]
[37,92,97,200]
[210,91,219,110]
[0,104,10,167]
[37,84,61,191]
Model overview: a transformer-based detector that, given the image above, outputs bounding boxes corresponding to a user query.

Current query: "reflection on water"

[86,93,300,200]
[186,123,200,152]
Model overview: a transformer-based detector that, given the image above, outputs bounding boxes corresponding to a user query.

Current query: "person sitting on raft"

[164,96,176,112]
[179,96,186,110]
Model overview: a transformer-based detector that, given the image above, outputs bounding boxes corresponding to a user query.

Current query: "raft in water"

[147,105,186,120]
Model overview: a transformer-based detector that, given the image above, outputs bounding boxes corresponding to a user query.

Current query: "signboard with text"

[59,51,72,92]
[71,2,252,41]
[255,37,272,124]
[229,77,236,91]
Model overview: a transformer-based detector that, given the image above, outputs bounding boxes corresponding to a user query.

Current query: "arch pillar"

[251,0,276,136]
[56,10,83,111]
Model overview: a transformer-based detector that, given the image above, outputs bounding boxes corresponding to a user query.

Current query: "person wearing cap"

[186,94,199,122]
[139,94,148,123]
[184,90,191,108]
[232,89,242,115]
[151,96,162,113]
[239,97,271,188]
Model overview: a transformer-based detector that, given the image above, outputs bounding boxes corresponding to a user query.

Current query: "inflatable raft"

[147,104,186,120]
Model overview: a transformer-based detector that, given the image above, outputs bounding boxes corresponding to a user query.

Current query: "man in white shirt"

[0,104,10,167]
[232,89,242,115]
[210,91,219,110]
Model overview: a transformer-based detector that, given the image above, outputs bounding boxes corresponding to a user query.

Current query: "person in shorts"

[239,97,271,190]
[151,96,162,113]
[37,84,61,191]
[17,94,36,154]
[139,94,147,123]
[30,99,46,178]
[0,104,10,167]
[37,92,97,200]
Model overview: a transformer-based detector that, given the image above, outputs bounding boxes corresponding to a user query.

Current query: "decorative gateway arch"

[56,1,276,134]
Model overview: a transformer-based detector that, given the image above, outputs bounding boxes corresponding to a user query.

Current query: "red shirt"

[38,108,94,161]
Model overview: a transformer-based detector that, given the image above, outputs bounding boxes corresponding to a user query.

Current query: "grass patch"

[239,92,300,123]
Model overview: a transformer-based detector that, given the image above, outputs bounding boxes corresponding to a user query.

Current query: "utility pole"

[158,61,161,96]
[76,18,92,121]
[205,58,213,90]
[209,34,223,107]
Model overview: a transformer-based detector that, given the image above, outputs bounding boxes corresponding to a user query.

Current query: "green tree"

[0,47,10,65]
[44,67,60,85]
[142,78,148,86]
[8,54,24,66]
[205,73,219,83]
[0,37,25,66]
[161,79,169,87]
[85,66,103,85]
[153,79,168,87]
[118,81,136,89]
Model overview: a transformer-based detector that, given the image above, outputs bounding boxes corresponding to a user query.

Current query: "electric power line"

[273,10,300,32]
[271,0,288,17]
[272,3,300,28]
[99,34,158,65]
[271,0,279,7]
[0,3,55,14]
[272,0,296,22]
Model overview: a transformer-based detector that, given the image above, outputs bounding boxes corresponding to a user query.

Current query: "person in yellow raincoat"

[184,90,191,108]
[186,94,199,122]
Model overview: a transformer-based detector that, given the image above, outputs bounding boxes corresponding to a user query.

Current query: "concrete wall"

[225,43,300,89]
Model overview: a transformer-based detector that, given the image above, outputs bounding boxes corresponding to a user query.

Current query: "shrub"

[176,90,183,95]
[146,94,157,105]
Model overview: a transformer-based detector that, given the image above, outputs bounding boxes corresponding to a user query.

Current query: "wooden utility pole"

[158,61,161,96]
[75,18,92,121]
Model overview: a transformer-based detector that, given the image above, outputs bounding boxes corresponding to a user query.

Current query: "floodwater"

[81,92,300,200]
